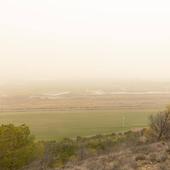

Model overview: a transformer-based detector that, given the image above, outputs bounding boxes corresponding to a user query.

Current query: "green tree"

[0,124,41,170]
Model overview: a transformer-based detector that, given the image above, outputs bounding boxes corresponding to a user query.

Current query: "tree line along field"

[1,93,170,140]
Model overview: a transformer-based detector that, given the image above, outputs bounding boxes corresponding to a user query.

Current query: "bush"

[0,124,42,170]
[48,138,76,168]
[149,107,170,141]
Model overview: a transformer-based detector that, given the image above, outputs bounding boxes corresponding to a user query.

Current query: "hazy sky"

[0,0,170,82]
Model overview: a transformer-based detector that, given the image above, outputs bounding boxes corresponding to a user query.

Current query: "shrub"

[0,124,41,170]
[48,138,76,167]
[149,106,170,141]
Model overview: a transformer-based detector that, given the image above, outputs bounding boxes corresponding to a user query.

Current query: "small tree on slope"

[150,106,170,141]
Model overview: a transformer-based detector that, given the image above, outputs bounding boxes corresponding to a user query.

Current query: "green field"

[0,109,155,140]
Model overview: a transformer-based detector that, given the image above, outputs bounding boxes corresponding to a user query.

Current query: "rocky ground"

[57,141,170,170]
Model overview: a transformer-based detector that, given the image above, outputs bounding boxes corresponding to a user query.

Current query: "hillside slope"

[58,141,170,170]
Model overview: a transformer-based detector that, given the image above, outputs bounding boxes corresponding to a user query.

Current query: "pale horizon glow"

[0,0,170,83]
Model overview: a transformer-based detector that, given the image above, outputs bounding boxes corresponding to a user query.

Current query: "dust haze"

[1,0,170,84]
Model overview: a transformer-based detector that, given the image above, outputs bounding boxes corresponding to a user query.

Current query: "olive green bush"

[0,124,42,170]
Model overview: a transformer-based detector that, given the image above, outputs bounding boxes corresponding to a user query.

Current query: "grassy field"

[1,85,170,140]
[0,109,155,140]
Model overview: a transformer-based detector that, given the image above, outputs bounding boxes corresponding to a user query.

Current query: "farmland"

[0,109,154,140]
[1,86,170,140]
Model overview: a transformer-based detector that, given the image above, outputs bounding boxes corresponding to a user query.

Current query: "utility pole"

[122,115,125,133]
[0,97,2,112]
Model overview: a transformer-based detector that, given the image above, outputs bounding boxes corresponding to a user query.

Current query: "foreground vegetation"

[1,106,170,170]
[0,124,43,170]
